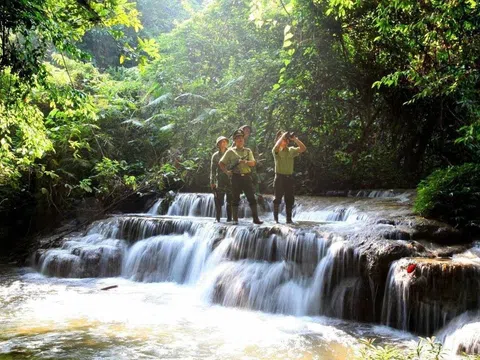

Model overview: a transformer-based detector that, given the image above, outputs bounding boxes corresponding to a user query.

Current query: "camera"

[285,131,295,140]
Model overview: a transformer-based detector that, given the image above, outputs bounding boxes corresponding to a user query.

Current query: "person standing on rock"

[219,129,263,225]
[272,130,306,224]
[210,136,233,222]
[239,124,264,201]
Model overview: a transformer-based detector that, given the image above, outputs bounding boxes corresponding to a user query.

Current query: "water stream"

[1,265,420,359]
[1,191,478,358]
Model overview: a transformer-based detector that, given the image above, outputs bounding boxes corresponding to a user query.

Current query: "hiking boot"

[251,205,263,225]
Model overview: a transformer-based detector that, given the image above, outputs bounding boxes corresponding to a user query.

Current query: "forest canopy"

[1,0,480,242]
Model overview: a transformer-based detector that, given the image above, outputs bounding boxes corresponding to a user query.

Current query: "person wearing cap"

[210,136,232,222]
[239,124,261,195]
[219,129,263,225]
[272,130,306,224]
[239,125,252,143]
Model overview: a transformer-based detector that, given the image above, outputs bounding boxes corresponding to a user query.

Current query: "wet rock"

[325,190,348,197]
[360,240,424,285]
[434,245,470,258]
[399,217,466,244]
[382,258,480,335]
[382,229,411,240]
[430,226,464,244]
[328,277,373,322]
[357,238,428,322]
[41,252,81,278]
[376,219,396,226]
[211,227,228,250]
[75,198,104,224]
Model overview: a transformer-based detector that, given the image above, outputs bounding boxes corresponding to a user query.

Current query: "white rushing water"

[381,257,480,336]
[3,191,479,358]
[0,266,417,360]
[35,217,360,317]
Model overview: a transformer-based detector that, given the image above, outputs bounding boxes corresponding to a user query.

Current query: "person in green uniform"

[239,125,251,143]
[210,136,232,222]
[239,124,260,195]
[272,130,307,224]
[219,129,263,225]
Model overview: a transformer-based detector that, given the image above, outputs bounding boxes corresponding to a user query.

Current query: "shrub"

[414,163,480,231]
[356,337,480,360]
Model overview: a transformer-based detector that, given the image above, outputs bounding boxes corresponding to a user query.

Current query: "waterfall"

[167,193,217,217]
[349,189,413,198]
[32,213,371,319]
[305,241,366,319]
[436,311,480,355]
[33,190,478,344]
[38,234,126,278]
[381,258,480,335]
[165,193,274,218]
[293,205,363,222]
[147,198,163,215]
[122,223,218,284]
[353,190,397,198]
[163,193,365,223]
[200,236,368,317]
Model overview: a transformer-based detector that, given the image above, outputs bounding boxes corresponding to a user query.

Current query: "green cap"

[232,129,245,139]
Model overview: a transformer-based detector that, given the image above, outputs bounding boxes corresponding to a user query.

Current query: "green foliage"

[90,157,138,201]
[323,0,480,174]
[357,337,480,360]
[0,0,142,86]
[146,160,199,193]
[414,163,480,230]
[0,98,53,186]
[456,122,480,161]
[357,337,442,360]
[137,0,200,38]
[0,0,144,191]
[136,0,285,191]
[3,0,480,241]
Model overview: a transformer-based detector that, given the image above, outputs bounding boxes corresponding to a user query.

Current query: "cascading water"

[33,213,368,320]
[164,192,274,218]
[147,198,163,215]
[5,191,480,358]
[158,192,370,222]
[381,257,480,335]
[167,193,217,217]
[436,311,480,355]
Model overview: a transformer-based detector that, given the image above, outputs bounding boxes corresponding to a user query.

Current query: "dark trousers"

[273,174,295,208]
[231,173,256,206]
[215,186,233,209]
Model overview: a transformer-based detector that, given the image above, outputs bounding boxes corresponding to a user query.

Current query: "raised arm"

[273,132,286,153]
[293,136,307,153]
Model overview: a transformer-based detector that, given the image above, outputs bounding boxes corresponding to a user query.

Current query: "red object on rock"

[407,264,416,273]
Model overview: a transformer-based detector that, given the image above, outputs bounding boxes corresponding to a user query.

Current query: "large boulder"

[382,257,480,335]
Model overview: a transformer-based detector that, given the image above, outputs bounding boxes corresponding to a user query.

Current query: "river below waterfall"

[1,191,479,358]
[0,265,415,359]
